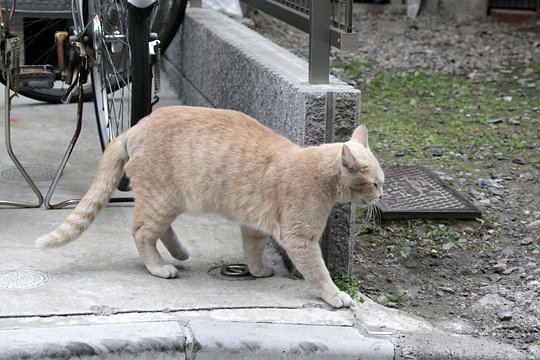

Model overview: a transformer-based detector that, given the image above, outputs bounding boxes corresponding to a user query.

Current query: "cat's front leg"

[280,235,353,308]
[241,225,274,278]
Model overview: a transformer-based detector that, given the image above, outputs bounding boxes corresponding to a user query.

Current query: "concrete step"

[0,320,394,360]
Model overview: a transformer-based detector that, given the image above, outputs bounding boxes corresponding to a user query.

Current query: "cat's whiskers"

[365,201,382,223]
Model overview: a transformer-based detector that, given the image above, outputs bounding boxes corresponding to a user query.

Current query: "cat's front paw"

[147,264,178,279]
[322,290,353,308]
[249,266,274,278]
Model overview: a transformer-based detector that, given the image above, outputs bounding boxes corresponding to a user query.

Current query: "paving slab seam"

[0,304,335,320]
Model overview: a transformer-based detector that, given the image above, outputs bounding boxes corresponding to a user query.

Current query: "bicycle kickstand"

[44,55,134,209]
[43,57,87,209]
[0,36,44,208]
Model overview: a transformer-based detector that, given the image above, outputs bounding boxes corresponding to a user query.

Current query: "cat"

[36,105,384,308]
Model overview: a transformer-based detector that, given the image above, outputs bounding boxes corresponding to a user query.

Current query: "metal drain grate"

[1,165,58,182]
[378,165,481,220]
[0,270,49,289]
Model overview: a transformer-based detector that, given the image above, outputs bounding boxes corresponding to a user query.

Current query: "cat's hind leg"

[241,225,274,278]
[132,209,178,279]
[160,226,190,261]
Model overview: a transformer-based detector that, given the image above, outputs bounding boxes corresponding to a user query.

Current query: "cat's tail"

[36,134,129,248]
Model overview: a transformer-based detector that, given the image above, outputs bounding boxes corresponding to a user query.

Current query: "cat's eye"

[373,182,379,189]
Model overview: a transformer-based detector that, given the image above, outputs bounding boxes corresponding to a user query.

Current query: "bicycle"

[0,0,188,207]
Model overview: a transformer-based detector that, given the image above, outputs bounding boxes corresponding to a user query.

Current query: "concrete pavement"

[0,78,532,359]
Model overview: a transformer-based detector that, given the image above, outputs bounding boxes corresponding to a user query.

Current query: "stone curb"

[0,320,394,360]
[0,321,185,360]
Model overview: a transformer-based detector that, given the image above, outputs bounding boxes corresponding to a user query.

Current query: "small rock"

[442,242,455,251]
[518,173,534,182]
[440,287,456,294]
[512,158,527,165]
[521,237,534,246]
[400,246,411,258]
[494,152,506,160]
[432,149,444,157]
[508,116,521,125]
[479,284,498,294]
[527,281,540,291]
[493,263,507,273]
[496,307,513,321]
[527,220,540,230]
[502,266,520,275]
[376,295,387,305]
[489,274,501,282]
[499,246,516,257]
[475,178,487,187]
[523,334,536,344]
[470,190,486,200]
[489,118,504,124]
[477,293,507,307]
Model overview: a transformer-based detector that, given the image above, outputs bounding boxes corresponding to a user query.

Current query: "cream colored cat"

[36,106,384,308]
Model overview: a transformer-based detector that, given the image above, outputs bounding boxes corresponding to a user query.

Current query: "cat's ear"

[342,144,367,171]
[351,125,369,147]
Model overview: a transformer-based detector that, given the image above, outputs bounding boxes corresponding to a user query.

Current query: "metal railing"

[192,0,357,84]
[241,0,357,84]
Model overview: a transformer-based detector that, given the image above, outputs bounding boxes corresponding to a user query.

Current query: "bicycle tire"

[152,0,188,52]
[128,3,153,126]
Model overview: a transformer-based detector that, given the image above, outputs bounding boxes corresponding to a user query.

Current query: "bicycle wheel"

[0,2,93,103]
[89,0,154,190]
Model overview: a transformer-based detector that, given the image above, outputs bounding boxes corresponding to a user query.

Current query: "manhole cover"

[1,165,58,182]
[378,165,481,220]
[0,270,49,289]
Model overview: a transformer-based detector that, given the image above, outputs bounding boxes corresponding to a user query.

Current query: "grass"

[386,294,404,307]
[334,63,540,171]
[333,274,363,302]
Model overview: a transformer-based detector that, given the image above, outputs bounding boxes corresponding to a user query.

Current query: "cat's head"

[339,125,384,207]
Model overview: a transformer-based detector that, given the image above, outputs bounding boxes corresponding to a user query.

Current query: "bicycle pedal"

[16,65,55,89]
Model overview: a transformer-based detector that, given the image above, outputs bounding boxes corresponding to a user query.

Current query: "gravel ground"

[249,5,540,357]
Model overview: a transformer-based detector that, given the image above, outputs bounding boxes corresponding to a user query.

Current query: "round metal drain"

[0,270,49,289]
[208,264,255,281]
[1,165,59,182]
